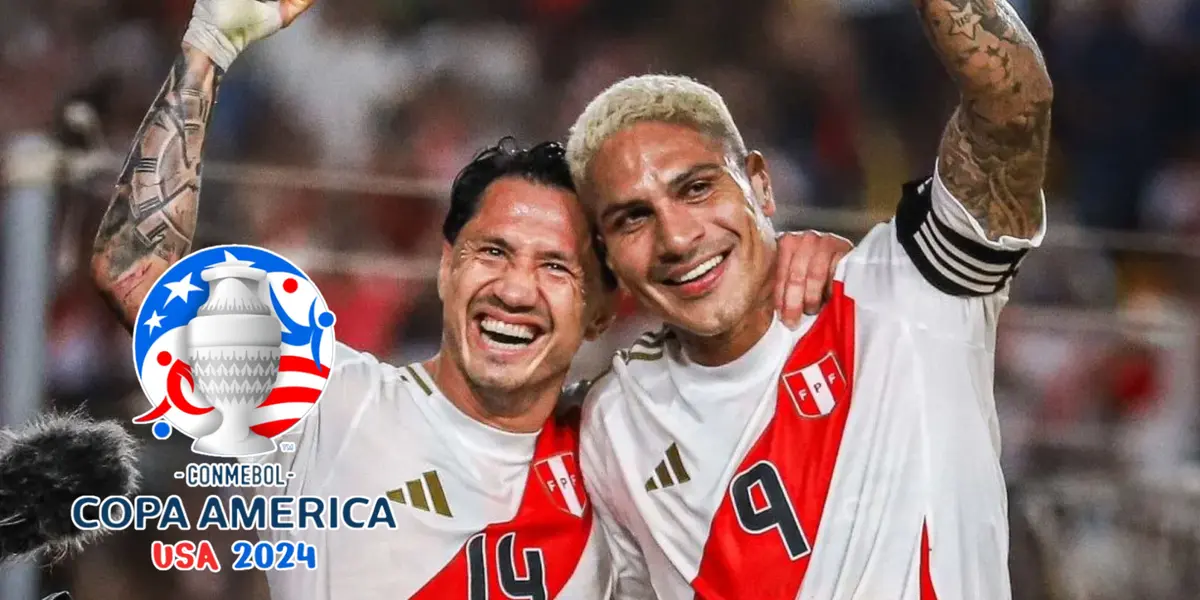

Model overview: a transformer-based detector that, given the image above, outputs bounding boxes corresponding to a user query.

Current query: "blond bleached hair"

[565,74,747,186]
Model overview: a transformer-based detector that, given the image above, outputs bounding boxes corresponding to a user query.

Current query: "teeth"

[674,255,724,284]
[480,318,536,341]
[484,338,529,351]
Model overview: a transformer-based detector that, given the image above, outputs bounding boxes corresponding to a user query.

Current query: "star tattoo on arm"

[913,0,1053,241]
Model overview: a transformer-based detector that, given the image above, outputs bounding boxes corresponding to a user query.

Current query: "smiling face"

[585,120,777,339]
[438,176,608,409]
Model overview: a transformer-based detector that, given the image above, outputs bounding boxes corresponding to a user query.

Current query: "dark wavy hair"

[443,137,573,243]
[442,137,615,289]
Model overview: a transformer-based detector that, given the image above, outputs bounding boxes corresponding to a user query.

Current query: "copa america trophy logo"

[131,245,336,457]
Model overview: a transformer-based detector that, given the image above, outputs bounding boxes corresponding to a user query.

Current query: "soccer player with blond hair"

[570,0,1051,598]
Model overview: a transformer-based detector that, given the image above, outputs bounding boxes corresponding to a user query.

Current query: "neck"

[676,300,773,367]
[423,353,560,434]
[675,253,777,367]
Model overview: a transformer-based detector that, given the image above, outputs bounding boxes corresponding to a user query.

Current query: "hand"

[183,0,315,70]
[774,230,853,328]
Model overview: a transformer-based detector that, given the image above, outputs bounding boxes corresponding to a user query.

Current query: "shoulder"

[327,343,414,400]
[574,353,636,465]
[324,343,379,392]
[576,364,621,434]
[579,328,673,423]
[575,364,622,487]
[331,343,379,377]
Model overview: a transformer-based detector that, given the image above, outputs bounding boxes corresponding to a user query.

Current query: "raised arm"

[90,47,220,330]
[90,0,313,331]
[915,0,1052,241]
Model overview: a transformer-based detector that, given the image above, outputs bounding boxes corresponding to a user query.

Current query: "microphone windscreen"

[0,413,140,563]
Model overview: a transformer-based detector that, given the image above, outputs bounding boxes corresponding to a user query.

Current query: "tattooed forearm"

[91,45,222,330]
[914,0,1052,240]
[939,101,1049,239]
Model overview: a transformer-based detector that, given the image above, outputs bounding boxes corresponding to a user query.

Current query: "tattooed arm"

[90,46,218,330]
[90,0,313,331]
[915,0,1052,241]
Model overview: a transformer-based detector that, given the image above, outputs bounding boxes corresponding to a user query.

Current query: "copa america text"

[71,494,400,531]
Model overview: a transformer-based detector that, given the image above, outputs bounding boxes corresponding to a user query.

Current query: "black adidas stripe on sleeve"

[894,177,1029,297]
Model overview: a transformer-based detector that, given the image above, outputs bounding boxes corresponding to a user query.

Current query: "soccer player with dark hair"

[86,0,853,597]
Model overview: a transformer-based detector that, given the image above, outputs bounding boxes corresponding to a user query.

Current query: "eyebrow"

[538,249,577,265]
[478,236,514,253]
[599,162,724,224]
[599,198,647,224]
[667,162,723,190]
[480,236,577,265]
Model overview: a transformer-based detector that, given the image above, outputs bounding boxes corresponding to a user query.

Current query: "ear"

[584,288,619,341]
[437,241,453,302]
[744,151,775,218]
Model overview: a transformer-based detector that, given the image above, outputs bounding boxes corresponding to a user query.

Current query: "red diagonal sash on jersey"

[920,522,940,599]
[412,410,595,599]
[693,282,856,599]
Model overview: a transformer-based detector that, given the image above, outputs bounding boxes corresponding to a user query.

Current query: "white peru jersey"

[581,168,1045,600]
[241,346,612,600]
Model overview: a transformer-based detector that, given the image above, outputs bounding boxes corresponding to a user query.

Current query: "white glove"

[183,0,306,70]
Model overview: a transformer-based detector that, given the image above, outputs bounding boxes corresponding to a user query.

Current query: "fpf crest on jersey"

[130,245,337,457]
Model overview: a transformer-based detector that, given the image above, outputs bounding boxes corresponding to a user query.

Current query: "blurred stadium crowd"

[3,0,1200,598]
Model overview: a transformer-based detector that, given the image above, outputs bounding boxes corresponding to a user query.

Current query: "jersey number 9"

[730,461,811,560]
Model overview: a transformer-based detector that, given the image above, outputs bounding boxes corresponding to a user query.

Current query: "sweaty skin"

[430,176,612,432]
[587,122,778,366]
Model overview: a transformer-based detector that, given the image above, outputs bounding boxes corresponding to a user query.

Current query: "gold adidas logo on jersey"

[387,470,453,517]
[645,442,691,491]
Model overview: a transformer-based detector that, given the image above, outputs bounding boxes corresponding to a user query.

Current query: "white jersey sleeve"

[846,164,1045,342]
[581,373,657,600]
[240,343,382,500]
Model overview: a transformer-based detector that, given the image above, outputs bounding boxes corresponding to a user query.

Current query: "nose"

[492,261,539,310]
[655,203,704,261]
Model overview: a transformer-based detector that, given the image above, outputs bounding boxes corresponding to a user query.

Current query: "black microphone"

[0,413,140,563]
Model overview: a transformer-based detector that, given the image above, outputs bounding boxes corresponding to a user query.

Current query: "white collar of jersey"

[405,363,540,467]
[668,314,796,397]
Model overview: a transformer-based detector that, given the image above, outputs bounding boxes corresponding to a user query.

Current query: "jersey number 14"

[467,532,548,600]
